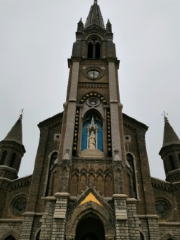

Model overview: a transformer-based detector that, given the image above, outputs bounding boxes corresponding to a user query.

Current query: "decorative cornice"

[123,113,148,131]
[151,177,172,192]
[10,175,32,191]
[78,84,108,89]
[38,112,63,129]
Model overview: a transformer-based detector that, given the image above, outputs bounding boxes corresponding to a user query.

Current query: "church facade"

[0,1,180,240]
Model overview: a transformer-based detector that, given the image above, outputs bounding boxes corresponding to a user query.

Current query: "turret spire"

[85,0,105,29]
[162,116,180,147]
[3,114,23,145]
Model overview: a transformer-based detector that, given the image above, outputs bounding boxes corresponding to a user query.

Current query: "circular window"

[155,199,170,218]
[12,197,27,216]
[87,97,100,107]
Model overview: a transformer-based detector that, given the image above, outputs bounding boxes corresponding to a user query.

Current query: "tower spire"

[85,0,105,29]
[162,116,180,147]
[3,114,24,145]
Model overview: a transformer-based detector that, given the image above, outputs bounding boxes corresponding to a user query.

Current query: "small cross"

[161,111,168,122]
[161,111,168,118]
[19,108,24,119]
[94,0,97,4]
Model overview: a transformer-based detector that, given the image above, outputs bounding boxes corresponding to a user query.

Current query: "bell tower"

[59,0,124,162]
[55,0,127,198]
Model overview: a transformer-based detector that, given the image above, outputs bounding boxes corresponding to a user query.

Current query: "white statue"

[89,130,96,150]
[87,116,98,150]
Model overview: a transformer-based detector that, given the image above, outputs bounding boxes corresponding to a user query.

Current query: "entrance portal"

[75,216,105,240]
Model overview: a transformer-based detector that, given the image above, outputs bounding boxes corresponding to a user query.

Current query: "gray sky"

[0,0,180,180]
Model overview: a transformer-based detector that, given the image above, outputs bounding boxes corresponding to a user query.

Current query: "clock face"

[87,70,100,80]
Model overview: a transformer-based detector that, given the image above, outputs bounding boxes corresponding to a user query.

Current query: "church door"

[75,216,105,240]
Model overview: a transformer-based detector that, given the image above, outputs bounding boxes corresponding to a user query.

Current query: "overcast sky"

[0,0,180,180]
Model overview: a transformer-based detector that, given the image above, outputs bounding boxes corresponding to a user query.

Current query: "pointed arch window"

[95,42,101,58]
[45,152,58,196]
[88,42,93,59]
[10,153,16,168]
[0,150,7,165]
[50,152,58,169]
[126,153,137,198]
[178,153,180,166]
[164,160,168,174]
[70,174,78,196]
[169,155,175,170]
[87,35,101,59]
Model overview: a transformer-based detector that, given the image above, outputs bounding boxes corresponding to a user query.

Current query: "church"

[0,1,180,240]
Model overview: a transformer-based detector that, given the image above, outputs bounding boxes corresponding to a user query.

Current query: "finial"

[114,150,121,161]
[161,111,168,122]
[94,0,97,4]
[19,108,24,119]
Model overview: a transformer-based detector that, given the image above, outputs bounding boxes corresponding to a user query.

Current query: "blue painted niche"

[81,115,103,151]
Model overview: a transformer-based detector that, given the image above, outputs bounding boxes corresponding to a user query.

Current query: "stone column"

[126,198,141,240]
[51,192,70,240]
[20,212,35,240]
[147,215,160,240]
[40,197,56,240]
[108,61,122,159]
[62,61,79,159]
[113,194,129,240]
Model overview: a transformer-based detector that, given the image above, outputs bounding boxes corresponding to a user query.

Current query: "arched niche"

[161,232,176,240]
[126,153,137,198]
[0,231,19,240]
[169,155,175,170]
[81,110,103,152]
[0,150,7,165]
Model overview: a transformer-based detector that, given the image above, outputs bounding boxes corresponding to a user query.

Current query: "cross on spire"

[19,108,24,119]
[161,111,168,122]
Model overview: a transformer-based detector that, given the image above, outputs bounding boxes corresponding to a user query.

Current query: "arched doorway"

[75,215,105,240]
[4,236,15,240]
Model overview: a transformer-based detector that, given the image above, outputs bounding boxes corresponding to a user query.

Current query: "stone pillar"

[20,212,35,240]
[147,215,160,240]
[40,197,56,240]
[62,61,79,158]
[113,194,129,240]
[51,192,70,240]
[126,198,141,240]
[108,61,122,159]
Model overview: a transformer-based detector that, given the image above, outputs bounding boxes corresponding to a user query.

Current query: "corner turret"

[159,116,180,182]
[0,114,26,179]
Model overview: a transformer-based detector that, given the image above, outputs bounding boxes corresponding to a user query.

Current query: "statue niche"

[88,116,98,150]
[81,115,103,157]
